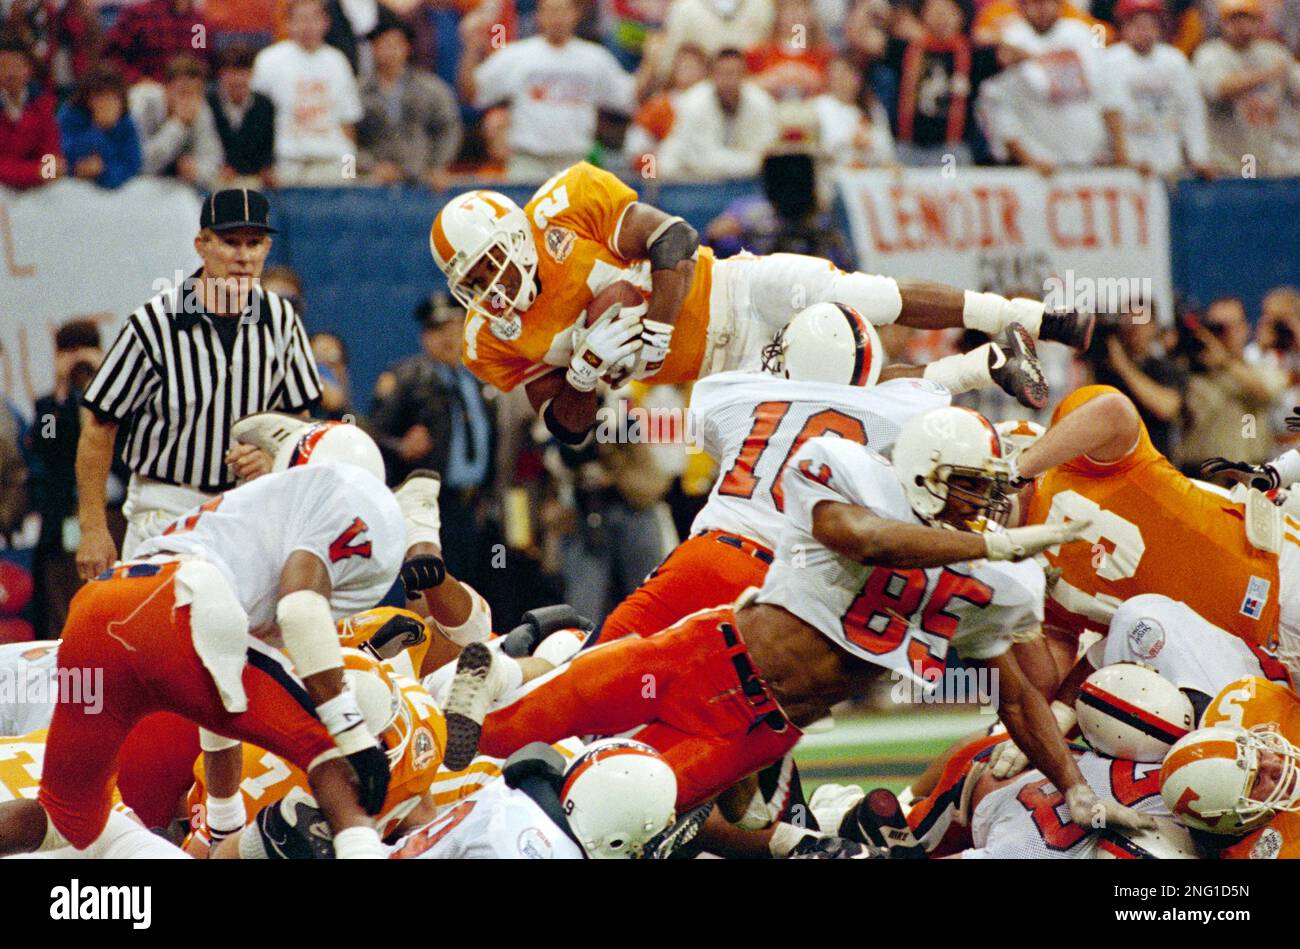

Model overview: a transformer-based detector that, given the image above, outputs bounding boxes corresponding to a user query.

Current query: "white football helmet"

[1095,817,1201,859]
[230,412,386,483]
[994,418,1045,461]
[341,648,416,768]
[560,738,677,859]
[1076,662,1194,763]
[1160,723,1300,835]
[761,302,883,387]
[891,406,1014,530]
[429,190,538,333]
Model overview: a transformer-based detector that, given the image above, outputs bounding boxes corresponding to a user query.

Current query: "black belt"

[713,533,774,565]
[720,622,788,734]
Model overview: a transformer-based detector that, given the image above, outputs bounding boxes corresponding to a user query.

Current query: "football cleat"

[787,835,887,859]
[442,642,493,771]
[1039,308,1096,350]
[989,323,1049,410]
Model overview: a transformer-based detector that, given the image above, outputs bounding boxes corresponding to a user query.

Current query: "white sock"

[333,825,386,859]
[962,290,1044,337]
[38,813,72,853]
[923,346,995,394]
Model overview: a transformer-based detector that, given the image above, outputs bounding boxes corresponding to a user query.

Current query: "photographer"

[28,320,126,638]
[1175,296,1288,471]
[1083,301,1186,457]
[1248,286,1300,438]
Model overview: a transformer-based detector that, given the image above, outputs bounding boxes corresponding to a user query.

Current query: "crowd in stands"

[0,0,1296,191]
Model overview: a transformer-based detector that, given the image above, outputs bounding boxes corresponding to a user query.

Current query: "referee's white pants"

[702,253,903,376]
[120,474,215,559]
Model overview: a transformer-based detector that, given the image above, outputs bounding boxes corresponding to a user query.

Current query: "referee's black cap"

[200,188,277,234]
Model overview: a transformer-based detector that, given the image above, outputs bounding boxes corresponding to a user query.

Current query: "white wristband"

[316,688,366,739]
[205,793,247,835]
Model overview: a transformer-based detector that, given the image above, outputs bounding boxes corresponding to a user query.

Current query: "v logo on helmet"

[329,517,373,563]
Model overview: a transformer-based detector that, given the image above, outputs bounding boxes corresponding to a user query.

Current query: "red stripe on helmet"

[560,744,658,802]
[1080,680,1191,744]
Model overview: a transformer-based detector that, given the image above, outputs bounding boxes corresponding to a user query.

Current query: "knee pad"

[826,272,902,326]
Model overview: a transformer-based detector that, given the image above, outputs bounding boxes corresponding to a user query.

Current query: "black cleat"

[786,835,887,859]
[838,788,927,859]
[442,642,493,772]
[989,323,1049,410]
[1039,308,1095,350]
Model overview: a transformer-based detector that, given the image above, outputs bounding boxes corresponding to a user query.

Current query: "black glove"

[366,612,427,660]
[400,553,446,600]
[1196,457,1279,492]
[345,744,391,816]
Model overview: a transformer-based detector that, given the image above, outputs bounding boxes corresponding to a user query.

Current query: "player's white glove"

[983,518,1092,561]
[987,700,1077,779]
[631,318,673,380]
[567,310,643,393]
[1066,783,1157,832]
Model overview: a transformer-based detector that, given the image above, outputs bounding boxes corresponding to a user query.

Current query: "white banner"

[0,178,202,420]
[836,167,1173,323]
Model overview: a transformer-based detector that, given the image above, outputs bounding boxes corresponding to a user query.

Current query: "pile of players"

[1,289,1297,860]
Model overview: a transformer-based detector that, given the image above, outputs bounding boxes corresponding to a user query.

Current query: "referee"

[75,188,323,579]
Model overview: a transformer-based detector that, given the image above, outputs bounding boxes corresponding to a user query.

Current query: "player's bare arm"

[276,550,390,832]
[811,496,1092,567]
[1017,391,1142,479]
[74,407,120,579]
[526,368,599,445]
[811,500,989,568]
[615,202,697,331]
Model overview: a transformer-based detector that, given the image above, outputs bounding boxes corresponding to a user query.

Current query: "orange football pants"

[116,712,201,829]
[39,562,336,850]
[596,530,773,643]
[480,605,801,809]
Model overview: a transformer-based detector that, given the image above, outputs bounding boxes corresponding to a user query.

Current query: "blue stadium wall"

[265,177,1300,405]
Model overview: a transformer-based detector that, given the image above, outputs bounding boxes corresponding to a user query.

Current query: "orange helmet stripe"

[430,213,455,263]
[1160,739,1240,781]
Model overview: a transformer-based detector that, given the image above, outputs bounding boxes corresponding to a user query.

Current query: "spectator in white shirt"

[657,47,780,179]
[458,0,637,182]
[814,53,895,167]
[976,0,1123,173]
[250,0,363,185]
[1101,0,1212,179]
[1192,0,1300,177]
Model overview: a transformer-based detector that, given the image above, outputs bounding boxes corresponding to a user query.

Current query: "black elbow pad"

[647,219,699,272]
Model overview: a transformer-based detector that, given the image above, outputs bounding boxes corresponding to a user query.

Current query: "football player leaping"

[436,407,1154,838]
[429,162,1094,445]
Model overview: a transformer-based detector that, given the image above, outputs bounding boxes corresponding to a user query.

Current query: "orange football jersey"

[1201,676,1300,859]
[187,671,447,843]
[1025,385,1281,648]
[458,162,716,392]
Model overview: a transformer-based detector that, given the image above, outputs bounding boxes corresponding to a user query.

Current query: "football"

[580,279,649,385]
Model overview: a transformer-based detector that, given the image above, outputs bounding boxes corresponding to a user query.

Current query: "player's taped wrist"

[962,290,1044,338]
[277,589,342,679]
[205,793,247,838]
[316,688,375,756]
[565,353,601,393]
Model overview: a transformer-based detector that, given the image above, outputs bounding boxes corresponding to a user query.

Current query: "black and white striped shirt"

[82,277,322,493]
